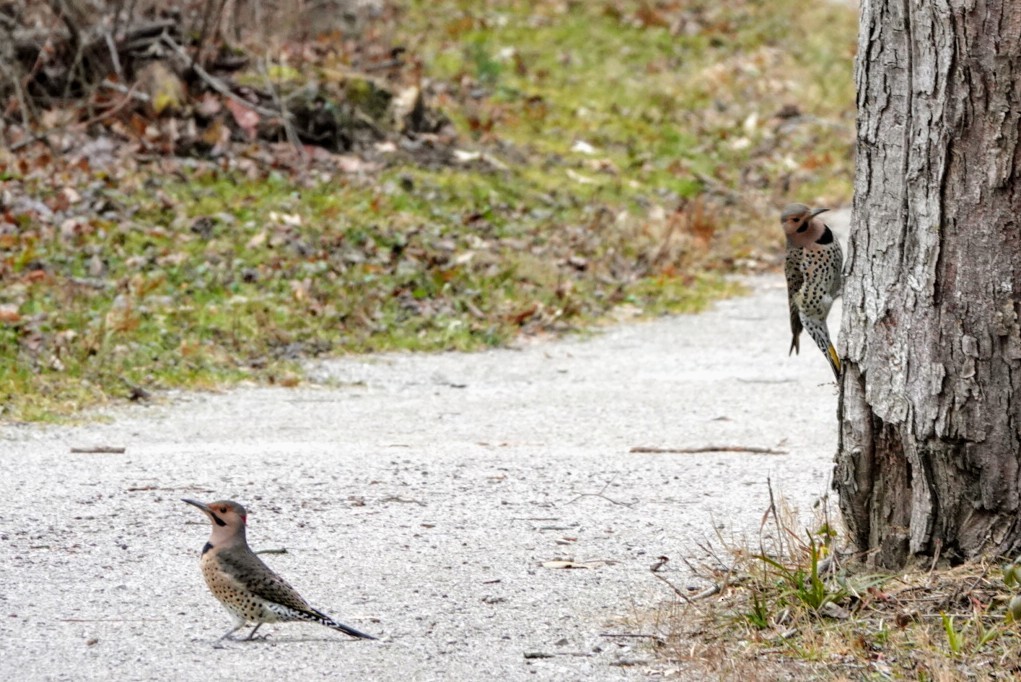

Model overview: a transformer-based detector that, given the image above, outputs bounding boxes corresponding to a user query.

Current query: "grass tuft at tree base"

[630,491,1021,680]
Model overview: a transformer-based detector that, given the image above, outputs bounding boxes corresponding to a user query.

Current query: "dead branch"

[81,81,143,126]
[159,34,290,120]
[257,54,305,159]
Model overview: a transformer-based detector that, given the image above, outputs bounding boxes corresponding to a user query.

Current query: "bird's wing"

[784,253,804,354]
[217,550,313,612]
[830,238,845,298]
[215,552,373,638]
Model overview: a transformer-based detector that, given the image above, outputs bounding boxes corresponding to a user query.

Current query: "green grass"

[402,0,856,200]
[0,0,857,420]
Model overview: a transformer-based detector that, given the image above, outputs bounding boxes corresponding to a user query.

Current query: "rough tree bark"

[835,0,1021,569]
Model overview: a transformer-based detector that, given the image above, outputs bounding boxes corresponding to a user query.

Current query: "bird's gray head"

[780,203,829,243]
[183,498,248,545]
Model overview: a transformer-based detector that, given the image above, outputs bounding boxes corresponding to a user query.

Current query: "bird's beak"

[182,498,211,515]
[810,207,830,218]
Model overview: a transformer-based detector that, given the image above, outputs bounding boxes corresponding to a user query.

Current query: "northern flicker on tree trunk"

[780,203,843,380]
[182,498,376,642]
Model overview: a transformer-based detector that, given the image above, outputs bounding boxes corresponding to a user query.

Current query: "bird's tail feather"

[826,344,841,380]
[799,316,839,380]
[304,608,376,640]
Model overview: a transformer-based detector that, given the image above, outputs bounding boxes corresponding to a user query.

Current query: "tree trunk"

[835,0,1021,569]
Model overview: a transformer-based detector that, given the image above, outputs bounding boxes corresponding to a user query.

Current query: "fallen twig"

[565,476,637,507]
[629,445,788,455]
[564,491,635,507]
[58,618,164,622]
[650,555,735,602]
[7,77,131,150]
[160,35,288,121]
[103,31,122,81]
[649,555,687,598]
[379,495,427,506]
[70,446,125,454]
[258,54,305,160]
[99,79,150,101]
[686,583,724,601]
[9,132,52,152]
[694,170,744,204]
[81,81,143,126]
[600,633,663,640]
[127,485,215,493]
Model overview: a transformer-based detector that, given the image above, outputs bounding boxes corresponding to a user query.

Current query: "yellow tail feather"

[827,345,841,377]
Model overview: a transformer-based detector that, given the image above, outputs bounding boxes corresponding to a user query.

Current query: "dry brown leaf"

[0,305,21,323]
[225,99,260,140]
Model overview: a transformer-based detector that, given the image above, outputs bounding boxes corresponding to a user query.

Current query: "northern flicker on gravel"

[182,498,376,642]
[780,203,843,380]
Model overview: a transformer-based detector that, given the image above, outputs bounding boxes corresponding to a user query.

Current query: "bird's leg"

[212,623,246,648]
[217,626,243,642]
[216,616,248,643]
[243,623,265,641]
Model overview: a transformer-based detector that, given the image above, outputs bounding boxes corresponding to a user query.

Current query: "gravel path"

[0,212,848,681]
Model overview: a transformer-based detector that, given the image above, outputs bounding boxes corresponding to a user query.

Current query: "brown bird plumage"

[182,498,375,642]
[780,203,843,379]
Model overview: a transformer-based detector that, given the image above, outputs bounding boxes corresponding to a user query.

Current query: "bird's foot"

[211,638,234,649]
[242,624,268,642]
[214,627,244,646]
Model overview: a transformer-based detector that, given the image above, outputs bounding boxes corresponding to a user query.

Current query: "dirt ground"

[0,211,850,680]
